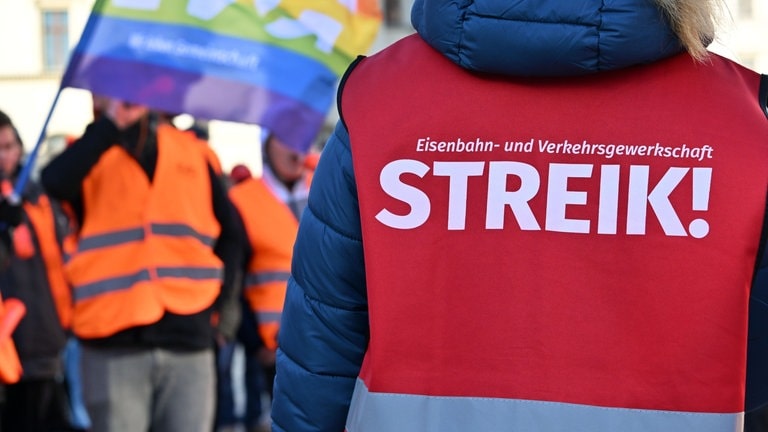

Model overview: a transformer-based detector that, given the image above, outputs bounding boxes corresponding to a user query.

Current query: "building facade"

[0,0,94,171]
[0,0,765,173]
[710,0,768,70]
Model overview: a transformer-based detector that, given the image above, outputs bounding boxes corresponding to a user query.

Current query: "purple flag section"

[64,52,325,152]
[60,3,349,154]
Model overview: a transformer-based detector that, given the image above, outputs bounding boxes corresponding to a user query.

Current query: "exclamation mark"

[688,167,712,239]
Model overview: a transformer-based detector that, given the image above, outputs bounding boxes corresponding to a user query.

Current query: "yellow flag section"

[278,0,382,62]
[0,295,25,384]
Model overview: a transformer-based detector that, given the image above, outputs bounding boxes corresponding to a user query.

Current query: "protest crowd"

[0,98,310,431]
[0,0,767,431]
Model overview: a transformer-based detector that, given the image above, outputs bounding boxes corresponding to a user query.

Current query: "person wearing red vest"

[271,1,768,431]
[0,109,74,430]
[40,98,245,432]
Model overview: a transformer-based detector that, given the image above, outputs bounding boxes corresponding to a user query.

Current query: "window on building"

[42,10,69,72]
[737,0,753,18]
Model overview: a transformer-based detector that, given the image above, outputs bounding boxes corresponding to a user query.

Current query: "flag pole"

[10,86,63,205]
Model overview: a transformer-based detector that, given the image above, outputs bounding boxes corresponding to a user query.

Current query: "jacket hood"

[411,0,684,77]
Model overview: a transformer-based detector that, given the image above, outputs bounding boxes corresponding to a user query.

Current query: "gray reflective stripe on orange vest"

[73,269,151,301]
[76,223,216,253]
[156,267,223,280]
[73,266,223,302]
[77,227,145,252]
[245,271,291,287]
[346,379,743,432]
[150,223,216,247]
[256,311,281,325]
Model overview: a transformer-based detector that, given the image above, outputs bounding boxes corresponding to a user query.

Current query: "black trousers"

[0,378,71,432]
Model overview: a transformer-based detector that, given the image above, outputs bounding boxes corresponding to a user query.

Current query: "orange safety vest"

[229,176,307,349]
[22,194,72,329]
[343,35,768,431]
[65,124,223,339]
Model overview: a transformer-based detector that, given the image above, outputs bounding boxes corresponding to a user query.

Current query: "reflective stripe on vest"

[151,223,217,247]
[244,270,291,287]
[77,223,216,253]
[76,227,143,252]
[73,266,224,302]
[256,311,281,325]
[346,379,743,432]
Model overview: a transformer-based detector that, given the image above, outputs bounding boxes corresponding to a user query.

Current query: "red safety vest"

[344,35,768,432]
[66,124,223,339]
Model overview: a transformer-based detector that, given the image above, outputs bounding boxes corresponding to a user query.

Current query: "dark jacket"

[41,116,244,350]
[0,170,68,379]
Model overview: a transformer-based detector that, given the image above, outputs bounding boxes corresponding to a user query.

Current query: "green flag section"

[61,0,382,152]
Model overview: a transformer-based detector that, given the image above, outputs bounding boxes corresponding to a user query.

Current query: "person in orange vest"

[0,109,75,430]
[271,1,768,431]
[40,98,245,432]
[223,134,314,432]
[232,134,314,352]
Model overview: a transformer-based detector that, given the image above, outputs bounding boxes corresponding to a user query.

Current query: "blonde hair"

[654,0,722,61]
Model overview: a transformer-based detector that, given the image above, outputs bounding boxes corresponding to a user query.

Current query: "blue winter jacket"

[271,1,759,431]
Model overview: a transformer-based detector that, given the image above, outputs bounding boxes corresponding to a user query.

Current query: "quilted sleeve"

[271,122,369,432]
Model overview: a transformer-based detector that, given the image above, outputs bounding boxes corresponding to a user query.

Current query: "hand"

[104,99,149,130]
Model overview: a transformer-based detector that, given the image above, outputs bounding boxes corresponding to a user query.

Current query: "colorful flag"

[62,0,382,153]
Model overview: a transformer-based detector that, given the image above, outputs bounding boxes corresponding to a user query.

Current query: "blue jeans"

[215,341,242,427]
[215,342,267,429]
[64,338,91,430]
